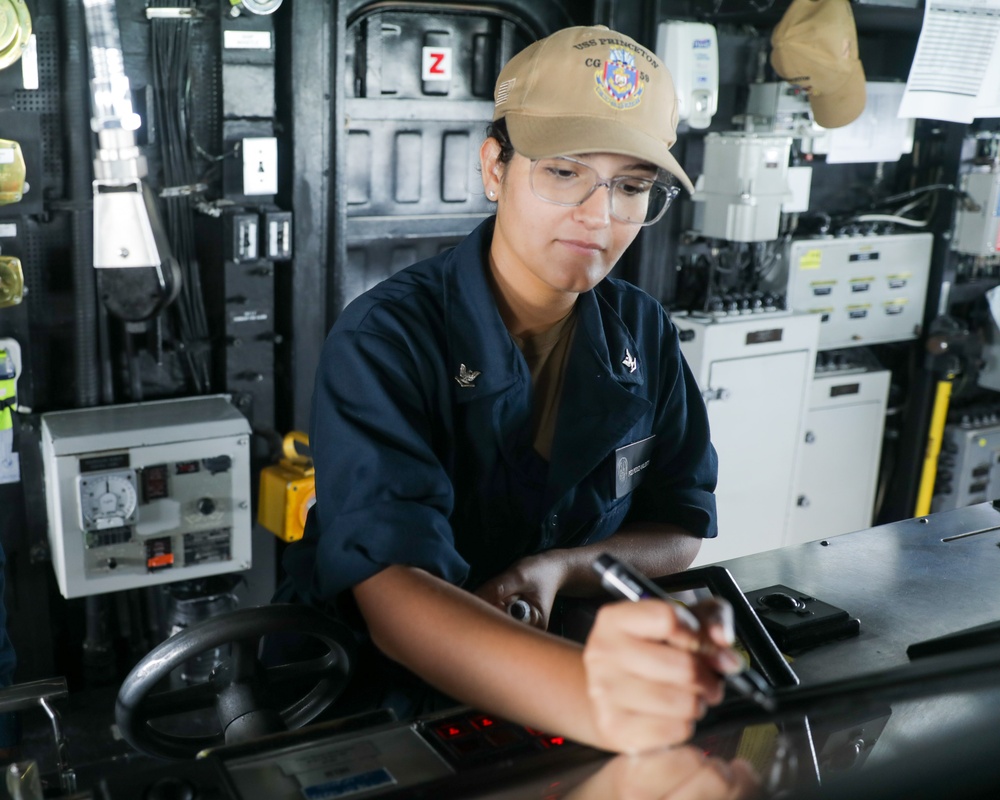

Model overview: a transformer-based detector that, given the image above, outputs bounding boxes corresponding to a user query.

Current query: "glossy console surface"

[31,504,1000,798]
[719,501,1000,684]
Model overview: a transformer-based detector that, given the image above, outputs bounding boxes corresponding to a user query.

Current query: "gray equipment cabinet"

[675,311,821,565]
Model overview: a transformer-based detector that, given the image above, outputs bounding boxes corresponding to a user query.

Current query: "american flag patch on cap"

[495,78,515,105]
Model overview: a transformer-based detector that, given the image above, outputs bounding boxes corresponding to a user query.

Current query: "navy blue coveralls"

[280,218,718,714]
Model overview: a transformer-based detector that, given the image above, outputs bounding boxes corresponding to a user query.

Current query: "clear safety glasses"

[528,156,681,226]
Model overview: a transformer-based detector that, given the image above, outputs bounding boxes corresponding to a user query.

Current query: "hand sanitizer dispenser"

[656,22,718,130]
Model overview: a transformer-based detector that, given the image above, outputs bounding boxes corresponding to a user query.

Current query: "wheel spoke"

[223,636,261,682]
[136,681,218,723]
[264,652,342,687]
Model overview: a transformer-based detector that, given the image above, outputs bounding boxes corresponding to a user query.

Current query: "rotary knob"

[196,497,216,516]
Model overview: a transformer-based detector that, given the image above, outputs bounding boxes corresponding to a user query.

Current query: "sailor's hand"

[582,599,731,754]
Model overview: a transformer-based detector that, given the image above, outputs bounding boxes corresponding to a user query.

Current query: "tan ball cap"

[493,25,694,194]
[770,0,867,129]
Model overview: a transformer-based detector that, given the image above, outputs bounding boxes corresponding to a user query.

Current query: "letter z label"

[422,47,452,81]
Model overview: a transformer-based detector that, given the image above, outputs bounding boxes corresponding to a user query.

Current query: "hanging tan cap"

[493,25,694,194]
[770,0,866,129]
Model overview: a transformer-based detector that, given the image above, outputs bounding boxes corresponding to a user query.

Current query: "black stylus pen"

[593,554,777,713]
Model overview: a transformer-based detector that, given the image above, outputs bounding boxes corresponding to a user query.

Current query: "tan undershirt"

[510,310,578,461]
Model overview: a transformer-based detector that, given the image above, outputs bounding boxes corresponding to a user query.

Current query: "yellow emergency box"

[258,431,315,542]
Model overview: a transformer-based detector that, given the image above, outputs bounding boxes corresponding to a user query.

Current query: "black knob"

[197,497,216,515]
[758,592,807,612]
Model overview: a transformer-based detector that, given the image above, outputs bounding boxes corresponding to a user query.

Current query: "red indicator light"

[433,717,477,740]
[547,736,565,746]
[471,715,495,729]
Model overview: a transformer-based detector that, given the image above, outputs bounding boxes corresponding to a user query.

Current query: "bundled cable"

[149,0,212,393]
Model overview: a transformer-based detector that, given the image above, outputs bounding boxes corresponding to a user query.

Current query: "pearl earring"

[488,190,496,199]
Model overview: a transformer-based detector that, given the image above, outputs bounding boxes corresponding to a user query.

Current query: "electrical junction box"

[767,233,933,349]
[691,133,793,242]
[745,82,818,139]
[931,416,1000,513]
[258,431,314,543]
[656,22,718,130]
[258,461,314,543]
[954,171,1000,256]
[41,395,252,599]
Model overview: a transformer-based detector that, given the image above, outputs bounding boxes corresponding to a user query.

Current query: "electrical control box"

[954,171,1000,257]
[931,415,1000,513]
[768,233,933,349]
[41,395,252,599]
[932,419,1000,511]
[691,133,793,242]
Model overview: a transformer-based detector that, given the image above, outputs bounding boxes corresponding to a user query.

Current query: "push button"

[434,720,473,740]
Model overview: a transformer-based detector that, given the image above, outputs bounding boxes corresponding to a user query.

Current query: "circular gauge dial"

[79,471,138,530]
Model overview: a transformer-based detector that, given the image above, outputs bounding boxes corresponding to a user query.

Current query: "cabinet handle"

[702,387,731,403]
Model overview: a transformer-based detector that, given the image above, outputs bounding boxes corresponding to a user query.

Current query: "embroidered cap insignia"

[455,364,481,388]
[595,48,644,110]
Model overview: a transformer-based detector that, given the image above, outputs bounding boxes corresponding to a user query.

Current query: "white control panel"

[770,233,933,349]
[41,395,252,599]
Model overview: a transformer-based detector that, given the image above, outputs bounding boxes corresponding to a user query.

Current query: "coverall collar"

[444,218,646,402]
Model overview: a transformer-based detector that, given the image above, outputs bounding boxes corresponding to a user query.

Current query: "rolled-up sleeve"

[306,315,469,602]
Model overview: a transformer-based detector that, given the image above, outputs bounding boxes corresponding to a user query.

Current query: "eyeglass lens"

[530,157,679,225]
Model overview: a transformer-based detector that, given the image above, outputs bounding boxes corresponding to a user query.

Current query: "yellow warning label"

[799,249,823,270]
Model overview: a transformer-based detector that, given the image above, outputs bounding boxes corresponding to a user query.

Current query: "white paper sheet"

[826,83,913,163]
[898,0,1000,123]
